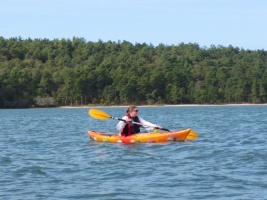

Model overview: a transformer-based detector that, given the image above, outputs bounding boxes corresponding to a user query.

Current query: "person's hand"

[124,118,131,123]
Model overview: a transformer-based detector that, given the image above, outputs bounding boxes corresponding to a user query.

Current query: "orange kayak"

[88,128,191,143]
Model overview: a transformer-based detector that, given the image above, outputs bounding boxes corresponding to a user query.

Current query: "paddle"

[187,130,198,140]
[88,109,198,140]
[89,109,169,131]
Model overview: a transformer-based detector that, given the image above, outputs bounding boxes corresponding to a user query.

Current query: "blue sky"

[1,0,266,50]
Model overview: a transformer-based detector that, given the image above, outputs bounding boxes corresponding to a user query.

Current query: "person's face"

[130,108,139,117]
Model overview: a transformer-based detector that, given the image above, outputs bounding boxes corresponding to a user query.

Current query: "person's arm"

[116,116,129,132]
[139,117,161,131]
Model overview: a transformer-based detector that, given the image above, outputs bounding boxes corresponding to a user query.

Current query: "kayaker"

[117,105,162,136]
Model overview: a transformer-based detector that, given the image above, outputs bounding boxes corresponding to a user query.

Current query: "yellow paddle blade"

[88,109,111,120]
[186,130,198,140]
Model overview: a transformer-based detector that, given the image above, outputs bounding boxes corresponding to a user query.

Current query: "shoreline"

[58,103,267,109]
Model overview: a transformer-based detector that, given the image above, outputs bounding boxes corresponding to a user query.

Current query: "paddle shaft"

[112,116,170,131]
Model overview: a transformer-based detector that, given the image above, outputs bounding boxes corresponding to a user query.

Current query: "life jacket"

[121,114,141,136]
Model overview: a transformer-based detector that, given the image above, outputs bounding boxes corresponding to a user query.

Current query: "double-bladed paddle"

[88,108,198,140]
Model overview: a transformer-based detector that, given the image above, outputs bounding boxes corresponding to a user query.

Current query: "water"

[1,106,267,199]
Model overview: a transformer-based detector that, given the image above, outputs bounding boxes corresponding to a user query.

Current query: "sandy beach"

[59,103,267,108]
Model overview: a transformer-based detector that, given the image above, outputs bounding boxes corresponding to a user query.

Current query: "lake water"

[1,106,267,199]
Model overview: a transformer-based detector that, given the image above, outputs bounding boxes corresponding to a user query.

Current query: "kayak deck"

[88,128,191,143]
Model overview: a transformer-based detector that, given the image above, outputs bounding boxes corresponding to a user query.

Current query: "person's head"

[126,105,139,117]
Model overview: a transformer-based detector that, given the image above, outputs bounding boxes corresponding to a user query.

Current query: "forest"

[0,36,267,108]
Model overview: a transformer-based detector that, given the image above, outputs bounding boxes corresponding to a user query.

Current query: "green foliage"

[0,36,267,108]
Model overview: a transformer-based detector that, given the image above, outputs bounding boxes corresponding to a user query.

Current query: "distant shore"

[58,103,267,108]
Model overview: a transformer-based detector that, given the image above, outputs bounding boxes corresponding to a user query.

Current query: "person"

[117,105,162,136]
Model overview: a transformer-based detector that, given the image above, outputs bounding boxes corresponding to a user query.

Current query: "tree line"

[0,36,267,108]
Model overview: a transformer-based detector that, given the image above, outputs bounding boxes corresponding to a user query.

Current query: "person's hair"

[126,105,137,114]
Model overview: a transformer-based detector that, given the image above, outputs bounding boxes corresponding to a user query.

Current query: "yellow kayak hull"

[88,128,191,143]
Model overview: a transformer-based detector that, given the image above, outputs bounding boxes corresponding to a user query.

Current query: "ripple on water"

[1,107,267,199]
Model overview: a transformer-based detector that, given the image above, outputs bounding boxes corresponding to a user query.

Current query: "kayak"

[88,128,191,143]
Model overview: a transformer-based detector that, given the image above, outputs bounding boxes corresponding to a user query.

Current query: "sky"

[1,0,267,50]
